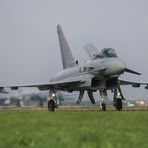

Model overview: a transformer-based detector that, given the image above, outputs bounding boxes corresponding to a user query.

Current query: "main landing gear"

[100,103,106,111]
[48,100,57,112]
[48,90,58,112]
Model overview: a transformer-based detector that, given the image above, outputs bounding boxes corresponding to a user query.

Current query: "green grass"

[0,112,148,148]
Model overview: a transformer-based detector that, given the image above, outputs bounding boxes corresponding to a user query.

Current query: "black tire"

[101,103,106,111]
[116,98,122,111]
[48,100,56,112]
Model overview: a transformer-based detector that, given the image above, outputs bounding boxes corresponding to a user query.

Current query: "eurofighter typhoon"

[2,25,148,111]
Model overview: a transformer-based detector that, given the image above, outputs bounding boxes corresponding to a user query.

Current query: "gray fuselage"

[51,57,126,82]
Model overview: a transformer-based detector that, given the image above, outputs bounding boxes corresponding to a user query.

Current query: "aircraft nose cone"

[116,60,126,74]
[105,59,127,76]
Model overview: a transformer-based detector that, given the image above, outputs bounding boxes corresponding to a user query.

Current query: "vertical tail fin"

[57,25,77,69]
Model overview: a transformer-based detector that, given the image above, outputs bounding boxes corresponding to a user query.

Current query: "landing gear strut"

[76,90,84,104]
[99,90,107,111]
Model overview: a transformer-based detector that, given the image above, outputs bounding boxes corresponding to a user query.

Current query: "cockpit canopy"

[99,48,118,58]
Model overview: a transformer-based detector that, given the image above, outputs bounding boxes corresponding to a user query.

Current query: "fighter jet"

[6,25,148,111]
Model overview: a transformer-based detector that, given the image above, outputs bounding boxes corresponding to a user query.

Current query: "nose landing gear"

[113,85,125,111]
[99,90,107,111]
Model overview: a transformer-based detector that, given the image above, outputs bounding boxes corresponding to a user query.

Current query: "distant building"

[135,100,148,106]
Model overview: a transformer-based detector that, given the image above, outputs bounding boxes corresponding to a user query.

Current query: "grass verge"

[0,111,148,148]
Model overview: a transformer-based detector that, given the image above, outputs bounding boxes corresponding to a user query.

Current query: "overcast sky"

[0,0,148,98]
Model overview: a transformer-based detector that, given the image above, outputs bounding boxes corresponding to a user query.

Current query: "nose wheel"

[113,98,123,111]
[113,85,124,111]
